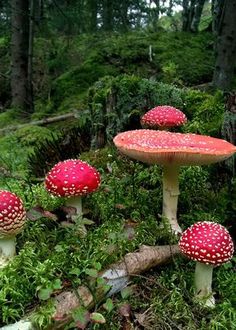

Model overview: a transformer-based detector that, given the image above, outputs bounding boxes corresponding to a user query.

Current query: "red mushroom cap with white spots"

[113,130,236,166]
[179,221,234,266]
[0,190,26,237]
[45,159,101,197]
[141,106,187,129]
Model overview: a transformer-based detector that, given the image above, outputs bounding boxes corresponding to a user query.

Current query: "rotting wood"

[0,112,79,134]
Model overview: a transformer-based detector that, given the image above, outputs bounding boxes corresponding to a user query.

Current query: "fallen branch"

[1,244,180,330]
[0,112,80,134]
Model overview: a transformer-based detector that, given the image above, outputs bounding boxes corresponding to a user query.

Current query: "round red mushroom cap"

[0,190,26,237]
[179,221,234,266]
[141,105,187,129]
[45,159,101,197]
[113,129,236,166]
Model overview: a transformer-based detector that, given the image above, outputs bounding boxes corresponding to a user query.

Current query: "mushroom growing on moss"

[179,221,234,307]
[141,105,187,130]
[0,190,26,267]
[45,159,101,217]
[113,129,236,234]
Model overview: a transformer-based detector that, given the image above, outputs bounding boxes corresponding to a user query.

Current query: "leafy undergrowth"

[0,144,235,329]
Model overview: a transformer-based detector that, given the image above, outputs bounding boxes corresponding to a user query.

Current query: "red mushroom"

[0,190,26,267]
[141,105,187,130]
[113,129,236,234]
[45,159,101,217]
[179,221,234,307]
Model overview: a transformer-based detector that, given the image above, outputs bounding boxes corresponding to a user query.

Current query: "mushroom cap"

[141,105,187,129]
[0,190,26,237]
[113,129,236,166]
[45,159,101,197]
[179,221,234,266]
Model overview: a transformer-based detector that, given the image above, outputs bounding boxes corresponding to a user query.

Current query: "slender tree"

[102,0,113,31]
[191,0,205,32]
[182,0,206,32]
[87,0,98,32]
[211,0,224,35]
[212,0,236,90]
[182,0,195,32]
[11,0,31,114]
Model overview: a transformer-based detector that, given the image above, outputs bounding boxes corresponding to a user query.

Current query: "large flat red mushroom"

[113,129,236,234]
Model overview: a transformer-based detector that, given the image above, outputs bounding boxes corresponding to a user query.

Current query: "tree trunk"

[151,0,160,30]
[167,0,173,17]
[222,92,236,174]
[211,0,224,35]
[212,0,236,91]
[191,0,205,32]
[11,0,30,115]
[102,0,113,31]
[88,0,97,32]
[28,0,36,113]
[182,0,197,32]
[120,1,129,31]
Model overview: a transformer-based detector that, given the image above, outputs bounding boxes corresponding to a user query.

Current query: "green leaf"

[93,262,102,271]
[90,312,106,324]
[103,298,114,312]
[54,244,64,252]
[81,218,95,225]
[69,267,81,275]
[85,268,98,277]
[38,287,53,300]
[121,286,133,299]
[53,279,62,290]
[72,306,90,329]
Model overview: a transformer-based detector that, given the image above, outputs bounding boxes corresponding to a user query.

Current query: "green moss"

[183,90,224,136]
[51,62,118,110]
[88,74,226,149]
[36,31,215,114]
[0,110,21,129]
[14,125,53,147]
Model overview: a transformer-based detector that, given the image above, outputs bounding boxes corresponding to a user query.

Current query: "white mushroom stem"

[194,262,215,307]
[162,165,182,234]
[0,237,16,268]
[65,196,83,217]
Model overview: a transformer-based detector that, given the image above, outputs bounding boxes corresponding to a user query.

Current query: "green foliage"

[14,125,53,147]
[27,125,91,178]
[88,74,225,147]
[0,136,235,328]
[17,30,214,115]
[183,90,225,136]
[89,75,187,146]
[0,110,21,129]
[153,32,214,85]
[51,62,118,112]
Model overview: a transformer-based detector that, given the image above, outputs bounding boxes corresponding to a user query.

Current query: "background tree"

[182,0,206,32]
[10,0,31,115]
[211,0,224,35]
[190,0,205,32]
[212,0,236,90]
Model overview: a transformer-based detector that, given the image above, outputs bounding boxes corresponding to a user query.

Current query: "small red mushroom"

[45,159,101,217]
[113,129,236,234]
[141,105,187,130]
[179,221,234,307]
[0,190,26,267]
